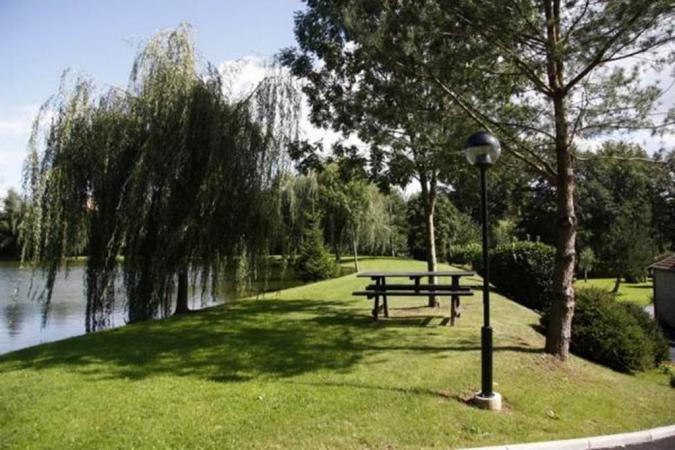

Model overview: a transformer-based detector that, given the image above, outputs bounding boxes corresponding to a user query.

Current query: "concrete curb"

[461,424,675,450]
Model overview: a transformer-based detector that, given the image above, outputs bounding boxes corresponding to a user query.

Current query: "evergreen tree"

[294,212,339,280]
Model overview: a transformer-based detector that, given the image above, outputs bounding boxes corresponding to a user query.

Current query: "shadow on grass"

[0,297,542,384]
[0,299,367,382]
[281,379,454,400]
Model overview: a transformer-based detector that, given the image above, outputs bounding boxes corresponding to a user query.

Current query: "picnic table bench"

[352,271,476,325]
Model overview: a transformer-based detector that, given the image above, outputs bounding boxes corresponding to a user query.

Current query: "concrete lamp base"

[473,391,502,411]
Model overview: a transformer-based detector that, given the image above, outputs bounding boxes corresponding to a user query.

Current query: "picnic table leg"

[451,275,460,326]
[382,278,389,318]
[372,277,381,321]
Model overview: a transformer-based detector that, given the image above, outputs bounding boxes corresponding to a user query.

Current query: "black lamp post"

[464,131,502,411]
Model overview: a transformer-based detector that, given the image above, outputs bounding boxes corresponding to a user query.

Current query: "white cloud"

[0,120,26,135]
[218,56,364,152]
[0,105,39,198]
[0,105,37,137]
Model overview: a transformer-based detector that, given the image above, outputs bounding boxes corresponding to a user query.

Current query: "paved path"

[464,425,675,450]
[609,434,675,449]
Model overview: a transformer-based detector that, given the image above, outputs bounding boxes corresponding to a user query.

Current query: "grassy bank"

[1,258,673,449]
[575,278,653,306]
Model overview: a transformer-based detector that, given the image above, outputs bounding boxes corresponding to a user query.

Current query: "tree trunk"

[352,224,360,272]
[420,173,438,307]
[545,148,577,360]
[583,268,588,282]
[330,214,340,262]
[174,270,190,315]
[611,274,621,293]
[543,0,577,361]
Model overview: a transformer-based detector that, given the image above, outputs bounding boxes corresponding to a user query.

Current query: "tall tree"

[284,1,674,359]
[23,25,300,330]
[281,7,476,306]
[576,142,663,285]
[650,149,675,252]
[421,0,673,359]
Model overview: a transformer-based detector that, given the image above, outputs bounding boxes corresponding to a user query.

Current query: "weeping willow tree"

[276,172,319,258]
[23,25,300,330]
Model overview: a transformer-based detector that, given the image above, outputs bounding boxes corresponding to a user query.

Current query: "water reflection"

[0,261,321,355]
[3,299,24,337]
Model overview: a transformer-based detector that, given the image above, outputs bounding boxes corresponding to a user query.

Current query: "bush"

[294,215,339,281]
[491,219,517,247]
[624,271,648,283]
[543,288,669,373]
[621,302,670,365]
[448,243,482,268]
[489,241,555,312]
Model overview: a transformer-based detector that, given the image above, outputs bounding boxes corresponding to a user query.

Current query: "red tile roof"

[650,255,675,272]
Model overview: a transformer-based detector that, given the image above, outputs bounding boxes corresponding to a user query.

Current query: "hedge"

[542,288,670,373]
[447,243,482,268]
[489,241,555,312]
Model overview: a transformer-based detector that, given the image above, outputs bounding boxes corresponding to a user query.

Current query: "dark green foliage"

[491,219,518,247]
[620,302,670,366]
[604,211,655,284]
[651,149,675,253]
[294,214,339,281]
[407,193,479,261]
[447,243,482,269]
[543,288,669,373]
[281,1,479,280]
[576,143,662,280]
[489,241,555,312]
[0,189,25,259]
[516,179,558,246]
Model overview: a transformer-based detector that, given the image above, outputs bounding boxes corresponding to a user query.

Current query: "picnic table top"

[357,270,476,278]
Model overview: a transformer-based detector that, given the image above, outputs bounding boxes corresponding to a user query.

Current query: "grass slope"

[575,278,653,306]
[0,258,673,449]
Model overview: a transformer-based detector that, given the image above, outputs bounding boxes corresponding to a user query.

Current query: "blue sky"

[0,0,304,195]
[0,1,672,198]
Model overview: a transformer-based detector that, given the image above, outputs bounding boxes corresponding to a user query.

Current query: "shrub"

[491,219,517,247]
[543,288,669,373]
[489,241,555,312]
[448,243,482,268]
[294,215,339,281]
[620,302,670,365]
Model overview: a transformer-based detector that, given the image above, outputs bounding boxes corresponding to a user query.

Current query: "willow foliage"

[23,25,301,330]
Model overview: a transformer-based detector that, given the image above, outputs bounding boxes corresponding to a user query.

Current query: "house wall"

[653,269,675,328]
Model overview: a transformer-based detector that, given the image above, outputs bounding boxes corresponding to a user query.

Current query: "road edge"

[461,424,675,450]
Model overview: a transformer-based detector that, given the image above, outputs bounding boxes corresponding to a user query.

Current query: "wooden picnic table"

[354,270,476,324]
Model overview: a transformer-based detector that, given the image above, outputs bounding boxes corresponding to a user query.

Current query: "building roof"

[650,255,675,273]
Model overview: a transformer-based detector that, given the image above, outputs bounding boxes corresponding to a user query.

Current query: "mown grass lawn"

[576,278,653,306]
[0,258,673,449]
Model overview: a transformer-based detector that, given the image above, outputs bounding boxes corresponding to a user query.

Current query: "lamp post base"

[473,391,502,411]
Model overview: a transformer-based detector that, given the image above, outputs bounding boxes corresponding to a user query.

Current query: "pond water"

[0,261,324,355]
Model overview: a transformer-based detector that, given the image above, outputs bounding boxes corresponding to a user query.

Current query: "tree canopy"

[23,25,301,329]
[282,0,675,359]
